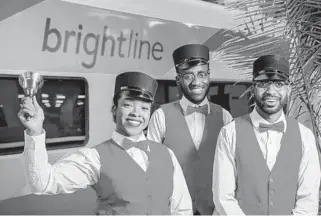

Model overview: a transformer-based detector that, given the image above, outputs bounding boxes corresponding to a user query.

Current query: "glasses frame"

[179,71,210,82]
[253,80,290,90]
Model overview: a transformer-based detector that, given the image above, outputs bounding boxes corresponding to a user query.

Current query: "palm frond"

[216,0,321,119]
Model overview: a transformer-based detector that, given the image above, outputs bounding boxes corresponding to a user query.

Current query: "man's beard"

[254,94,288,115]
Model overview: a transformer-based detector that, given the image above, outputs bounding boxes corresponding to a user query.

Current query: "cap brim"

[253,72,288,81]
[122,89,154,102]
[176,58,208,70]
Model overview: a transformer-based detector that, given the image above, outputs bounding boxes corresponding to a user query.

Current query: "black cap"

[114,71,158,102]
[173,44,209,70]
[253,55,289,81]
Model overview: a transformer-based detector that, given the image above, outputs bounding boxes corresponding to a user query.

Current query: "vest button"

[269,189,274,194]
[269,178,274,183]
[269,201,274,206]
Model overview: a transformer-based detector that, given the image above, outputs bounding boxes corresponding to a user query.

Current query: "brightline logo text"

[42,18,164,69]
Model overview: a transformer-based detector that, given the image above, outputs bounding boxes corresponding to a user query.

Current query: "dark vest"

[234,114,302,215]
[161,101,224,215]
[92,139,174,215]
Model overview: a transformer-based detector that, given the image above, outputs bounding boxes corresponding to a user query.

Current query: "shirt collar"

[179,95,210,114]
[112,131,147,148]
[249,106,287,133]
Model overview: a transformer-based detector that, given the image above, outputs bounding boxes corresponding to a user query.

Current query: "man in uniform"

[19,71,193,215]
[147,44,233,215]
[213,55,321,215]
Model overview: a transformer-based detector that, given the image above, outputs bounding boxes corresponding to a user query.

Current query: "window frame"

[0,74,90,155]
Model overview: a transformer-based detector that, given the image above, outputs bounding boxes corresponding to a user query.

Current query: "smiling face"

[253,80,290,116]
[113,93,151,138]
[176,63,210,104]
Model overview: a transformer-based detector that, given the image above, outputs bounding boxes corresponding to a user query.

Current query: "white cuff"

[24,129,46,150]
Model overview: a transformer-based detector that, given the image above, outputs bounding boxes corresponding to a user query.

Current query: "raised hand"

[18,96,44,136]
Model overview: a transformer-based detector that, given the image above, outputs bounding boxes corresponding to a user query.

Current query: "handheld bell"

[18,71,44,121]
[18,71,44,97]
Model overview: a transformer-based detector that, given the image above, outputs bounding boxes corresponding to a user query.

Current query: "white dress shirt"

[147,96,233,149]
[212,108,321,215]
[23,130,193,215]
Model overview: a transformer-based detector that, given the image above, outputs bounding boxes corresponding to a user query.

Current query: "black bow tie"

[122,139,149,153]
[185,104,208,116]
[258,121,285,133]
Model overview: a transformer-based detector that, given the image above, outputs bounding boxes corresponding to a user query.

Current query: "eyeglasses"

[254,80,289,90]
[180,71,209,82]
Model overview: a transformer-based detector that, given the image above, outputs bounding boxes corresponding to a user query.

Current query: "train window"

[154,80,252,118]
[0,76,88,155]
